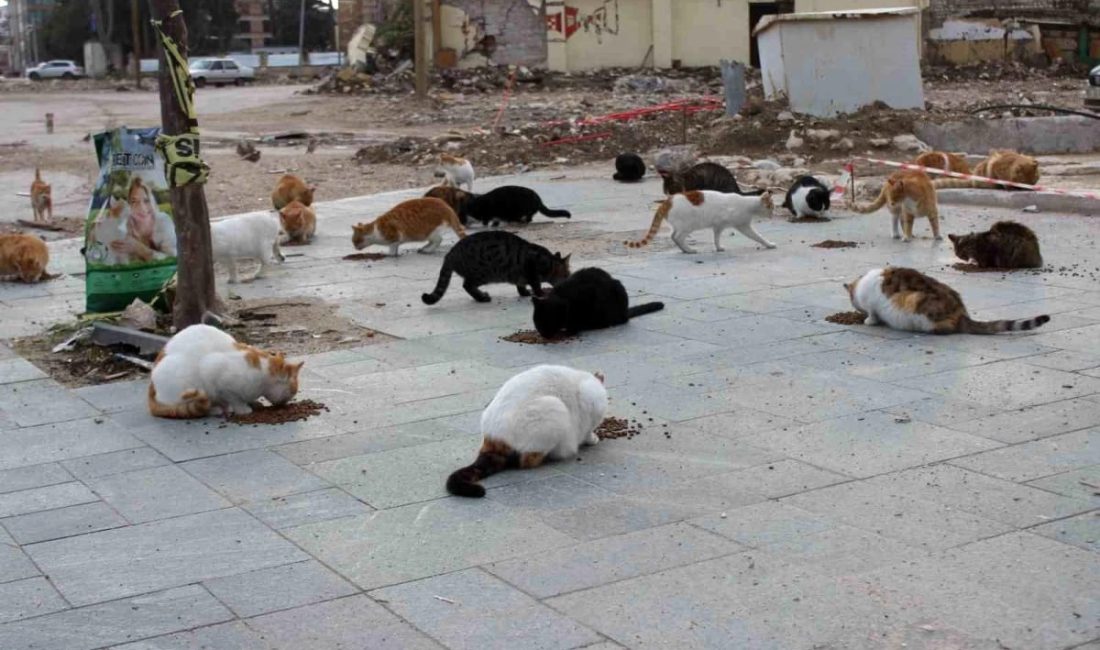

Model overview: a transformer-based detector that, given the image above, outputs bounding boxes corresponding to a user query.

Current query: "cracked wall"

[440,0,547,66]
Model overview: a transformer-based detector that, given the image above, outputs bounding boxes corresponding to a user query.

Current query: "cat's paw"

[764,243,777,249]
[934,235,944,241]
[892,234,901,240]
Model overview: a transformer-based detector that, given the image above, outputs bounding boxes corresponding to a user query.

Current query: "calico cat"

[532,267,664,338]
[626,190,776,254]
[424,185,474,225]
[211,213,284,283]
[271,174,315,211]
[0,233,49,283]
[845,267,1049,335]
[465,186,571,227]
[662,162,763,196]
[782,176,831,220]
[933,151,1039,190]
[148,324,304,418]
[851,171,941,242]
[948,221,1042,269]
[421,231,570,304]
[613,153,646,182]
[352,197,466,256]
[913,151,970,175]
[438,154,475,191]
[278,201,316,245]
[30,168,52,223]
[446,365,607,498]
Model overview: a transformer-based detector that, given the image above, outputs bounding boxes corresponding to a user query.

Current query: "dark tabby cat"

[662,162,764,196]
[424,185,474,225]
[948,221,1042,269]
[466,186,571,227]
[613,153,646,182]
[422,231,571,304]
[533,267,664,338]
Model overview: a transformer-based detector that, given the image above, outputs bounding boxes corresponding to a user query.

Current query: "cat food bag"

[84,127,178,313]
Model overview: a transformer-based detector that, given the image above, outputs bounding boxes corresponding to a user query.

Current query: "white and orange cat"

[437,154,475,192]
[271,174,315,211]
[352,197,466,256]
[933,150,1039,190]
[0,233,50,283]
[851,170,941,242]
[447,365,607,498]
[211,213,284,283]
[148,324,303,419]
[30,168,52,222]
[912,151,970,176]
[278,200,316,244]
[626,190,775,253]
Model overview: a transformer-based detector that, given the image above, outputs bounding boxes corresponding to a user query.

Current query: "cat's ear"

[947,234,958,244]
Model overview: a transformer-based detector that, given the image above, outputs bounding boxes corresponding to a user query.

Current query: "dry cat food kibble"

[343,252,388,261]
[825,311,867,325]
[500,330,578,345]
[811,240,858,249]
[228,399,328,425]
[595,416,644,440]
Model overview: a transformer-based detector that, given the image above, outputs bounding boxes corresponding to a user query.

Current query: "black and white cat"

[532,267,664,338]
[782,176,831,220]
[466,186,571,227]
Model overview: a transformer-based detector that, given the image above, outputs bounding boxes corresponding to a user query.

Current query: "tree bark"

[151,0,217,330]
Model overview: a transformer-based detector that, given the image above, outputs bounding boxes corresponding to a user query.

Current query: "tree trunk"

[151,0,217,330]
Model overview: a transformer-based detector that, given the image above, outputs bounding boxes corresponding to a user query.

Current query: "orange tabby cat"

[851,171,941,242]
[0,233,50,283]
[933,150,1039,189]
[30,168,52,222]
[912,151,970,176]
[271,174,315,211]
[352,197,466,256]
[279,200,316,244]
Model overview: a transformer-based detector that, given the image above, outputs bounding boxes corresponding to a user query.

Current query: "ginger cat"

[352,197,466,256]
[912,151,970,176]
[933,151,1039,190]
[271,174,315,211]
[0,233,50,283]
[626,190,775,253]
[851,171,941,242]
[30,168,52,222]
[437,154,475,191]
[279,200,316,244]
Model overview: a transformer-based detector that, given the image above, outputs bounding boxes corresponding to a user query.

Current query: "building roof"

[753,7,921,36]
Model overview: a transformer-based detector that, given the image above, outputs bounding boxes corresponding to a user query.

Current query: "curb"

[936,189,1098,216]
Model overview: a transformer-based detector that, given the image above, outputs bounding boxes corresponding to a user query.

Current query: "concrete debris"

[786,130,805,151]
[892,134,930,152]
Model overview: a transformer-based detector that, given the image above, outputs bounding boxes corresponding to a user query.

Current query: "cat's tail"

[625,199,672,248]
[34,168,41,182]
[537,203,571,219]
[147,384,211,419]
[627,302,665,319]
[849,184,889,214]
[445,210,468,239]
[739,188,766,196]
[959,314,1050,335]
[445,440,520,498]
[421,261,453,305]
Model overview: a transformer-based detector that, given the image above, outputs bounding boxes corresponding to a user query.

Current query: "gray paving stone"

[950,429,1100,482]
[0,359,47,385]
[0,482,97,518]
[244,595,441,650]
[896,360,1100,410]
[85,465,230,524]
[0,464,72,495]
[790,342,994,382]
[243,488,372,530]
[691,501,837,548]
[371,568,602,650]
[1028,322,1100,353]
[276,418,468,466]
[816,623,1012,650]
[879,397,998,429]
[72,380,147,414]
[1,501,127,544]
[0,379,99,427]
[203,560,357,618]
[948,397,1100,444]
[673,409,799,441]
[0,543,38,583]
[1031,511,1100,553]
[0,585,232,650]
[61,447,170,481]
[485,522,741,599]
[340,360,515,403]
[110,621,271,650]
[1026,348,1100,372]
[675,459,850,499]
[1027,466,1100,504]
[760,524,927,577]
[0,418,142,471]
[0,577,67,623]
[25,508,307,606]
[182,450,328,505]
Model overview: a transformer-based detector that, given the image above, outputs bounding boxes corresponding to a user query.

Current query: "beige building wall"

[670,0,750,67]
[562,0,655,70]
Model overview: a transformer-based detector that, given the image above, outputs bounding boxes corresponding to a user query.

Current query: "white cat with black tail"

[783,176,831,221]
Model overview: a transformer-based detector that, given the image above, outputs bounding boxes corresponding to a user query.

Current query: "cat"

[0,233,49,283]
[933,151,1039,190]
[424,185,474,226]
[271,174,315,211]
[446,365,607,498]
[437,154,475,191]
[352,197,466,256]
[211,213,285,283]
[662,162,764,196]
[421,231,570,304]
[278,200,317,245]
[87,196,128,265]
[30,168,52,223]
[782,176,831,220]
[948,221,1042,269]
[532,267,664,338]
[913,151,970,175]
[148,324,304,418]
[613,153,646,182]
[465,186,571,227]
[851,170,941,242]
[625,190,776,254]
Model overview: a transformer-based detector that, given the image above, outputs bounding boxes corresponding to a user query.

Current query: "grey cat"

[421,231,572,304]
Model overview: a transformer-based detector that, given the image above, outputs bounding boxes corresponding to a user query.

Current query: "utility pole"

[413,0,427,98]
[131,0,142,89]
[150,0,217,329]
[298,0,307,66]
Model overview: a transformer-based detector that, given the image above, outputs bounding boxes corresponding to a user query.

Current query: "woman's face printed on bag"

[128,181,155,241]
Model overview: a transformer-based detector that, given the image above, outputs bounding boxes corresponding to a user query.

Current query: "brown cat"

[933,151,1039,190]
[352,197,466,256]
[279,200,316,244]
[851,171,941,242]
[271,174,315,211]
[30,168,52,222]
[948,221,1042,269]
[424,185,474,225]
[0,233,50,283]
[912,151,970,176]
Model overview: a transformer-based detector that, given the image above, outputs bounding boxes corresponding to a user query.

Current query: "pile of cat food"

[811,240,858,249]
[343,252,389,262]
[501,330,578,345]
[595,416,645,440]
[825,311,867,325]
[228,399,328,425]
[789,215,831,223]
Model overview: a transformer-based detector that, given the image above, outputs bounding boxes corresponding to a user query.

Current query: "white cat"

[446,365,607,497]
[625,190,776,254]
[87,197,129,266]
[210,213,285,283]
[148,324,304,418]
[437,154,475,192]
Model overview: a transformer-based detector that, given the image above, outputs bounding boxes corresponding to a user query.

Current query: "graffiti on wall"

[547,1,620,42]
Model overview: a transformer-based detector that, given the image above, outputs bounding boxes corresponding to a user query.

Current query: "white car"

[26,60,85,80]
[188,58,255,87]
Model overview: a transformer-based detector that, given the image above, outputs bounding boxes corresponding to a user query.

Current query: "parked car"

[26,60,85,80]
[1087,64,1100,108]
[188,58,255,87]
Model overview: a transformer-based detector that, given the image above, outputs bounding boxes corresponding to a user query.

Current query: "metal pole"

[298,0,307,66]
[131,0,143,88]
[413,0,427,98]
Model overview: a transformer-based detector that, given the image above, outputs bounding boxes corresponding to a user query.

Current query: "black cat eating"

[532,267,664,338]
